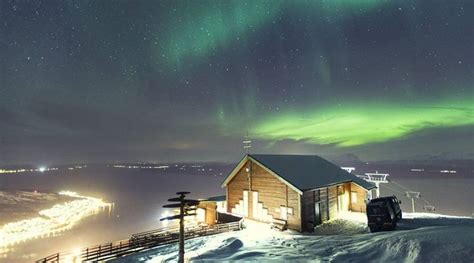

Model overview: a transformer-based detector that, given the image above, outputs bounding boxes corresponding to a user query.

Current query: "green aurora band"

[157,0,389,69]
[251,97,474,147]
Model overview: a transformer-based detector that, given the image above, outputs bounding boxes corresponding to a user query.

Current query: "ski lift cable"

[390,180,433,206]
[367,176,435,209]
[379,185,407,196]
[420,197,432,206]
[386,183,411,194]
[390,180,412,191]
[380,185,428,207]
[386,180,415,194]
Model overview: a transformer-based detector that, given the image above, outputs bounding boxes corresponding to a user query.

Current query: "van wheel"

[369,226,378,233]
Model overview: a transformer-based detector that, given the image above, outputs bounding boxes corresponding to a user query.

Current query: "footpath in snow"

[112,212,474,263]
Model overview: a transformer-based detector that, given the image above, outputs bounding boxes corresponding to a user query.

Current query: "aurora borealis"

[251,97,474,147]
[0,0,473,164]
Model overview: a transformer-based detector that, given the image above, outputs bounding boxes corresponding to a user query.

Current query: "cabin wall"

[226,160,302,231]
[301,182,365,231]
[350,183,368,212]
[328,185,338,219]
[301,190,326,232]
[320,188,329,222]
[196,202,217,225]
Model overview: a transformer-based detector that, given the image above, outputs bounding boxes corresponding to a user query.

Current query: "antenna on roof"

[243,131,252,154]
[356,171,389,198]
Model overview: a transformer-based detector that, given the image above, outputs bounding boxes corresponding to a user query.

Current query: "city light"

[0,191,112,248]
[161,211,172,227]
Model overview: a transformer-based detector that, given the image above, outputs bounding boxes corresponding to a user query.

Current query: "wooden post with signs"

[161,191,199,263]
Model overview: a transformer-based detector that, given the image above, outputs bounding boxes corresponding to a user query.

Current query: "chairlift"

[423,205,436,212]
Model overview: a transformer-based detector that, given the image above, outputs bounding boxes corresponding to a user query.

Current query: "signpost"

[160,191,199,263]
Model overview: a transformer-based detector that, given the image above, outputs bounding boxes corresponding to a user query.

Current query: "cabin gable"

[226,160,302,231]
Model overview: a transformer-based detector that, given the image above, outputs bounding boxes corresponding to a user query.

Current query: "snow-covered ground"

[113,212,474,262]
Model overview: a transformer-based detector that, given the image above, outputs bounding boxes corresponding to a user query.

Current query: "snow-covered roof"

[222,154,376,192]
[205,195,226,202]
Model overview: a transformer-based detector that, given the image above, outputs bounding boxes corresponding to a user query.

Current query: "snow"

[113,212,474,262]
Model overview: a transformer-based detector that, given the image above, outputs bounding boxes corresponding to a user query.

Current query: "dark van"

[366,196,402,232]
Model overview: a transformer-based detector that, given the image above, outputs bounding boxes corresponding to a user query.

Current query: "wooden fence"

[36,220,242,262]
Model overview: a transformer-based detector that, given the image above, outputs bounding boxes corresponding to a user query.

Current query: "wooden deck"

[36,221,242,262]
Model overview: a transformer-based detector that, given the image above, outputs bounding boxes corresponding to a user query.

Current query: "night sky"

[0,0,473,165]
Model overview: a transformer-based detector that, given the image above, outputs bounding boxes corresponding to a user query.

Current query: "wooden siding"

[301,182,366,231]
[197,202,217,225]
[328,185,338,219]
[226,160,302,231]
[320,188,329,222]
[349,183,368,212]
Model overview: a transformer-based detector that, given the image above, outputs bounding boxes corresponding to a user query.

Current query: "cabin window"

[287,207,293,215]
[351,191,358,203]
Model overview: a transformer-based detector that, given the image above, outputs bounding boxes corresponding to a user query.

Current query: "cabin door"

[314,202,322,225]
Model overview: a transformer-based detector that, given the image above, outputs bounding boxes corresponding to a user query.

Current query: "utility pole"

[405,191,421,213]
[161,191,199,263]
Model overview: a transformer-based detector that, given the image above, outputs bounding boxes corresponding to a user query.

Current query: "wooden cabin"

[221,154,376,232]
[196,195,226,225]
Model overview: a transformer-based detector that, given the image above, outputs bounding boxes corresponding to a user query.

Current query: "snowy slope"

[113,212,474,263]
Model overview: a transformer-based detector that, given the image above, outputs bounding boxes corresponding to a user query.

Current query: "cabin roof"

[205,195,226,202]
[222,154,375,193]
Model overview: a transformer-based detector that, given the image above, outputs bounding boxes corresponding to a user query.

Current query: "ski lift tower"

[405,191,421,213]
[364,172,389,198]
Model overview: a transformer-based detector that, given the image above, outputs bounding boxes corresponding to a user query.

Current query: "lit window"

[351,191,357,203]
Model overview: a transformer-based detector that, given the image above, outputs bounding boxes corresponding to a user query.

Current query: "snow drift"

[113,212,474,262]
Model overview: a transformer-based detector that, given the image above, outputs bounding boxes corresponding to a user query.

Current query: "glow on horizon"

[0,191,111,248]
[251,98,474,147]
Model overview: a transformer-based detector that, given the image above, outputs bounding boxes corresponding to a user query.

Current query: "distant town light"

[161,211,171,227]
[38,166,46,172]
